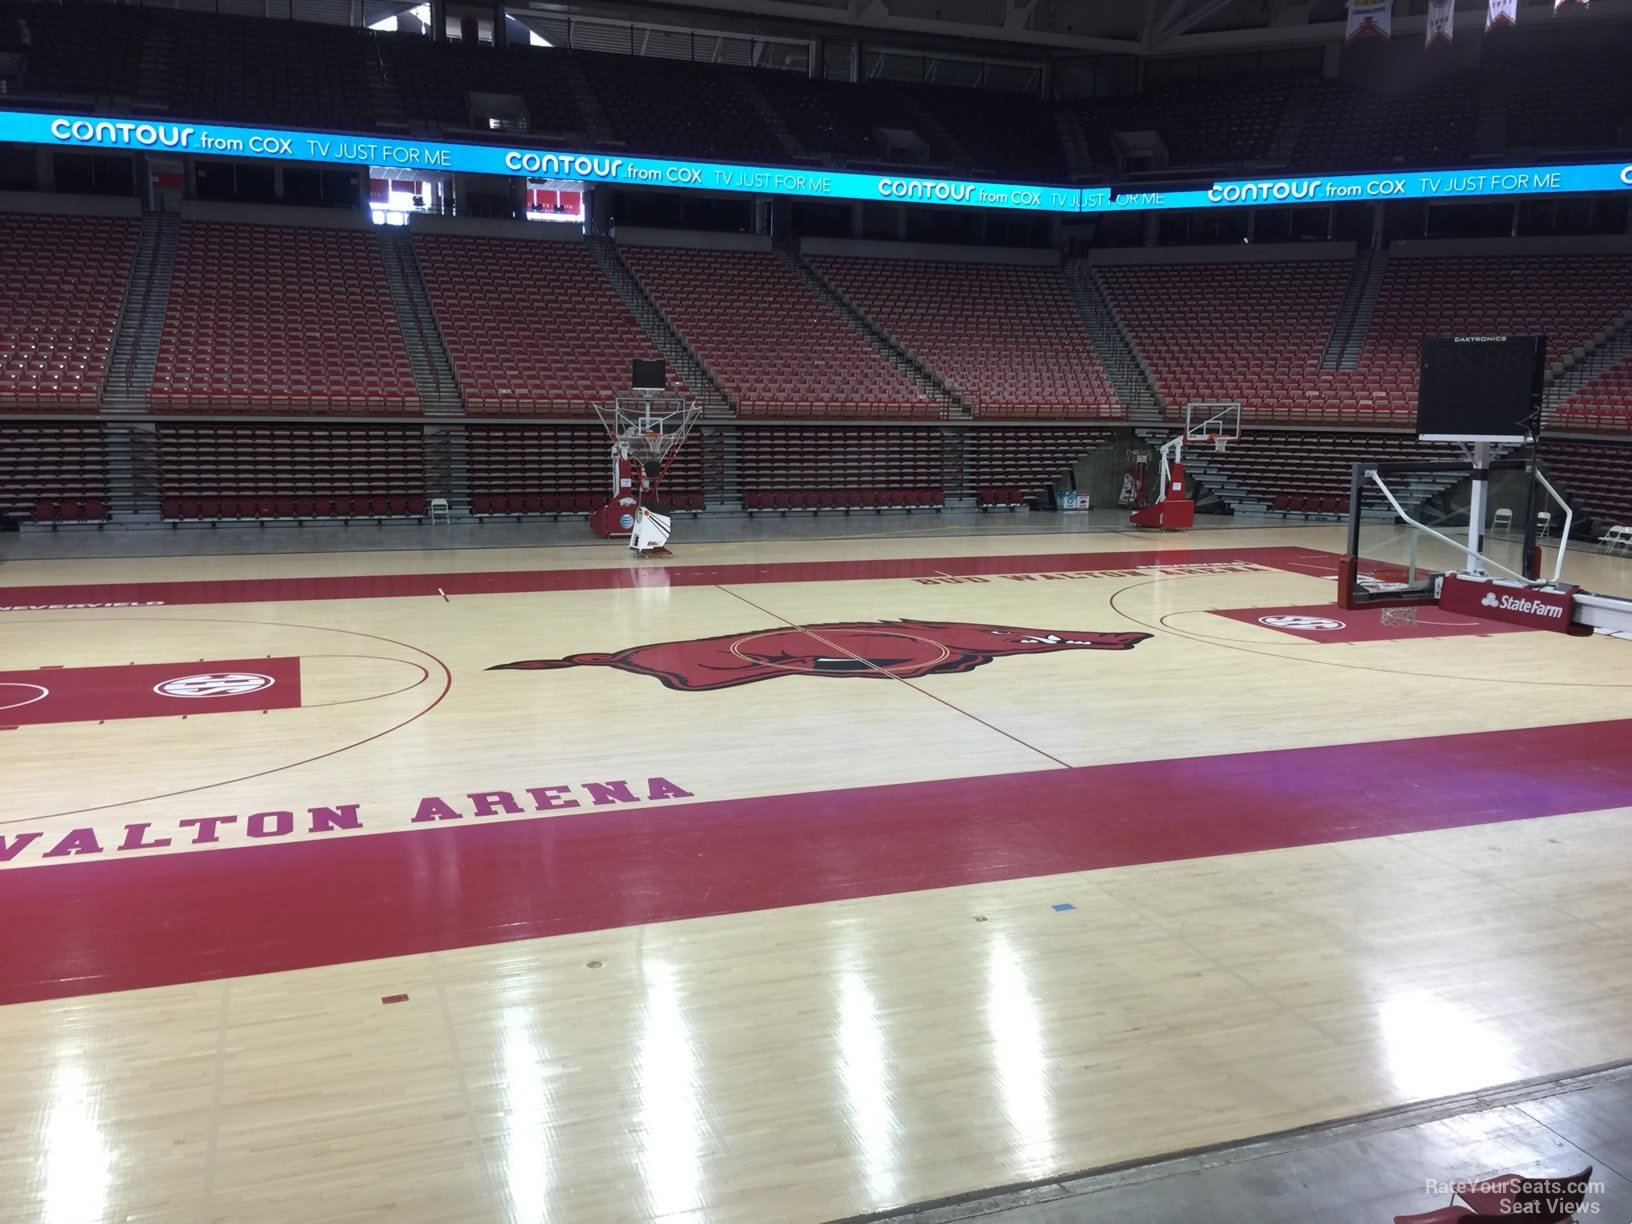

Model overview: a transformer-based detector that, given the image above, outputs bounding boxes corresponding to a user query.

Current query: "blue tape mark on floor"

[1052,903,1075,912]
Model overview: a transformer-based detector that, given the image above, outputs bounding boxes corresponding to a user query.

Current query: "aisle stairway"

[586,236,730,415]
[103,213,177,413]
[377,227,460,414]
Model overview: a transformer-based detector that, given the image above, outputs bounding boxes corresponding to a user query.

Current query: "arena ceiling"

[507,0,1618,61]
[517,0,1300,56]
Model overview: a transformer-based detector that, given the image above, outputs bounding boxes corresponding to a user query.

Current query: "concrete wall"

[179,200,372,229]
[1390,234,1632,259]
[614,227,771,251]
[799,236,1058,265]
[0,190,141,218]
[409,213,582,241]
[1088,241,1357,266]
[1073,428,1145,509]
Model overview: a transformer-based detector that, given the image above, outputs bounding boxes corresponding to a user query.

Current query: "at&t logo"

[154,672,276,698]
[1259,614,1346,631]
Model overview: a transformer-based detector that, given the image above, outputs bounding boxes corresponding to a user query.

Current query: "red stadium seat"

[0,213,139,416]
[415,236,677,415]
[152,221,420,417]
[811,256,1121,421]
[622,246,939,420]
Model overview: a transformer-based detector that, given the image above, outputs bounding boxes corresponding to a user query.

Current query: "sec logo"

[154,672,277,698]
[1259,615,1345,632]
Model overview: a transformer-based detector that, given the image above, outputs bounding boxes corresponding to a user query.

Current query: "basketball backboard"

[1337,455,1549,610]
[1184,401,1241,450]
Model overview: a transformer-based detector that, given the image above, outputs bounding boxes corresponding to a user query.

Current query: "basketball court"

[4,510,1632,1223]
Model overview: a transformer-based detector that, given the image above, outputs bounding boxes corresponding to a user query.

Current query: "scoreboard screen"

[631,358,667,390]
[1417,335,1545,442]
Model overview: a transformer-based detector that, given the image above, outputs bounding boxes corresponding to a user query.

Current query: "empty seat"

[151,221,421,416]
[0,212,139,413]
[623,246,937,419]
[414,236,677,415]
[811,256,1122,421]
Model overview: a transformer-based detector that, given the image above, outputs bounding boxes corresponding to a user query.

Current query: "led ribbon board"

[7,110,1632,216]
[1084,164,1632,212]
[6,112,1077,212]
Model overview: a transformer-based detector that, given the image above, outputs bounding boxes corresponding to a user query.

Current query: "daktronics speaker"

[1417,335,1545,443]
[631,358,667,391]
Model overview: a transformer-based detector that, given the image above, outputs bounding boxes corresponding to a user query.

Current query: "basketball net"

[595,396,701,490]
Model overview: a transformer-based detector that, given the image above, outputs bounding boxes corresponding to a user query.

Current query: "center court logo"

[1259,615,1345,631]
[154,672,277,698]
[491,620,1150,692]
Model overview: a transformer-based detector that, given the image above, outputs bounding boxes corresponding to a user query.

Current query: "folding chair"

[1596,524,1630,555]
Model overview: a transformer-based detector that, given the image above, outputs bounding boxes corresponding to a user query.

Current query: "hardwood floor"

[2,520,1629,1224]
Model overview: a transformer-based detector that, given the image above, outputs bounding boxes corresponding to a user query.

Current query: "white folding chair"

[1536,511,1552,540]
[429,497,450,526]
[1598,525,1632,556]
[1492,507,1513,535]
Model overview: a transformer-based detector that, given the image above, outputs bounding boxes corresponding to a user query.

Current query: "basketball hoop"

[590,394,702,549]
[625,430,668,466]
[1185,402,1242,457]
[596,395,701,484]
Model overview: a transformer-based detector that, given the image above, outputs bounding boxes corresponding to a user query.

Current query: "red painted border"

[1214,603,1528,644]
[0,545,1304,610]
[4,716,1629,1005]
[0,657,302,726]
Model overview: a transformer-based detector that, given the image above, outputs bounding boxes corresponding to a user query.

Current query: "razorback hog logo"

[489,619,1151,692]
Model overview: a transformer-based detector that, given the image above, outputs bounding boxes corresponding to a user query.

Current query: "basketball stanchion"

[1129,402,1239,532]
[591,364,701,556]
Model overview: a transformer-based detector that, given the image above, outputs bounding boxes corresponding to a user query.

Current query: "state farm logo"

[1480,592,1564,619]
[1259,615,1345,631]
[154,672,277,698]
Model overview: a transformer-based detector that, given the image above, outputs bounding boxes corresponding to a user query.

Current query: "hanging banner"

[1426,0,1455,45]
[1487,0,1517,28]
[1346,0,1392,42]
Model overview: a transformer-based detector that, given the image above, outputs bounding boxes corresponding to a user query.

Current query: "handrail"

[1365,469,1529,583]
[1364,460,1576,588]
[1530,466,1574,584]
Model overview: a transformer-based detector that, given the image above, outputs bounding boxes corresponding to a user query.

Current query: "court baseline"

[0,544,1306,608]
